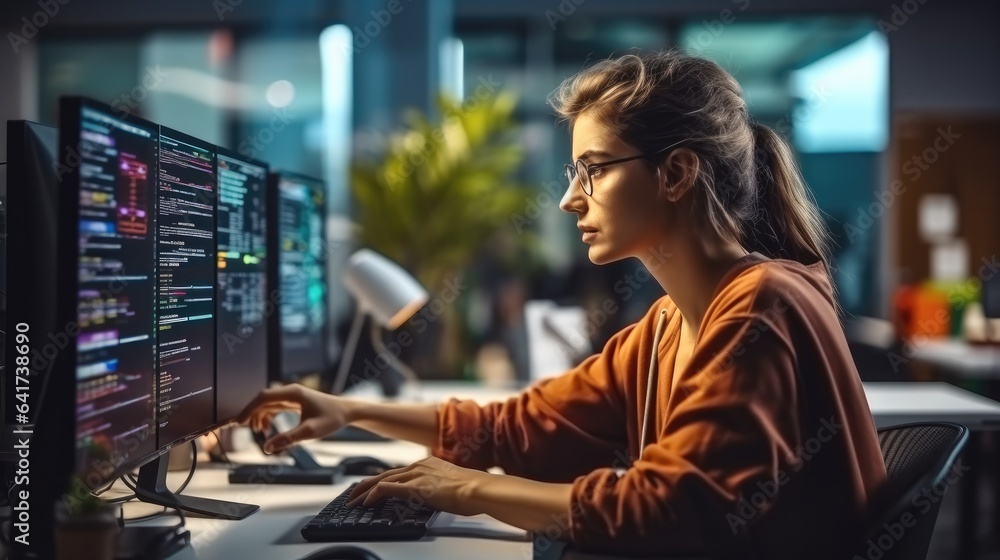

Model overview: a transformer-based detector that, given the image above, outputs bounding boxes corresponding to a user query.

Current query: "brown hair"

[549,50,832,276]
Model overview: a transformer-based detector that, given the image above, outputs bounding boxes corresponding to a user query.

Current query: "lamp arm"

[369,322,421,396]
[331,308,366,395]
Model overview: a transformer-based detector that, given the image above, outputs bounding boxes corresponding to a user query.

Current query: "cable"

[122,474,138,493]
[106,493,137,504]
[171,440,198,495]
[92,480,117,497]
[209,429,233,465]
[96,477,137,504]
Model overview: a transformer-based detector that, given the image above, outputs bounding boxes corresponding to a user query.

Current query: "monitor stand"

[229,441,344,485]
[135,453,259,520]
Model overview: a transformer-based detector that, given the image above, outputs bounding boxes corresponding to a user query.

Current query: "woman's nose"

[559,176,583,214]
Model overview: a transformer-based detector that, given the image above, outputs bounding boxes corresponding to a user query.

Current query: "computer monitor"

[267,171,328,385]
[215,148,270,421]
[58,97,256,520]
[155,126,218,447]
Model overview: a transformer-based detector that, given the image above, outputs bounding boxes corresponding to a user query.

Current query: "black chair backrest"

[858,422,969,560]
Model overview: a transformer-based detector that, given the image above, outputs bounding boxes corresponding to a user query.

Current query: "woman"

[237,51,886,558]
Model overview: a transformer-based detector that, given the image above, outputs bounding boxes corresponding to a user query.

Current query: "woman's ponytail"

[748,122,830,271]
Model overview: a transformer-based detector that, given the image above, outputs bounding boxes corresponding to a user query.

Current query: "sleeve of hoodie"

[431,318,644,483]
[569,311,803,555]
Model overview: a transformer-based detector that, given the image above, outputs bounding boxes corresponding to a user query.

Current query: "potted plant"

[56,476,119,560]
[351,90,542,376]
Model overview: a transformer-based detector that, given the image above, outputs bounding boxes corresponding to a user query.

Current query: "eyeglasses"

[563,139,687,197]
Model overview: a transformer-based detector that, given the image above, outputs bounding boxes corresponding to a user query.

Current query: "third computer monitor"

[267,171,328,384]
[215,148,269,420]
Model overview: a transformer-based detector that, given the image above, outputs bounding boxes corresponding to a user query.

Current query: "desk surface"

[130,380,1000,559]
[863,381,1000,428]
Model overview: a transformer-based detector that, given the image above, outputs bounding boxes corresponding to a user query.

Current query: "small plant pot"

[55,502,119,560]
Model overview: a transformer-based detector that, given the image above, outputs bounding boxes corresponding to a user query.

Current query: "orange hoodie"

[433,253,887,559]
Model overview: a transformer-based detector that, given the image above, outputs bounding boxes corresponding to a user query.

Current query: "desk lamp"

[332,249,429,396]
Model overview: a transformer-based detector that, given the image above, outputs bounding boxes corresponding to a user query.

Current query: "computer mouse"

[338,455,395,476]
[297,544,382,560]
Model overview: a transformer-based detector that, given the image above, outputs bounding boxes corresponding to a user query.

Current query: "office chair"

[858,422,969,560]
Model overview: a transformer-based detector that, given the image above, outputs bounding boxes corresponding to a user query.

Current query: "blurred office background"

[2,0,999,556]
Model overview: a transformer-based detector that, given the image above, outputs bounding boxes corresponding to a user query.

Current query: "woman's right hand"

[234,384,352,453]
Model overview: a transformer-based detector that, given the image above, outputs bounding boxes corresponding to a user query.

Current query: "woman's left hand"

[346,456,490,517]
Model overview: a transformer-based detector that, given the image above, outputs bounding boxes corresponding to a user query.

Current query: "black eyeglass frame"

[564,138,688,196]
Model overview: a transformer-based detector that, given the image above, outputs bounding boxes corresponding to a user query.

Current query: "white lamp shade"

[343,249,429,329]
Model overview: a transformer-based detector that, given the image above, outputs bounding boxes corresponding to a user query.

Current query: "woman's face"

[559,113,666,265]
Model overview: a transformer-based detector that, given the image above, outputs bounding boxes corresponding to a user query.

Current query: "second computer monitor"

[156,126,218,448]
[267,171,328,384]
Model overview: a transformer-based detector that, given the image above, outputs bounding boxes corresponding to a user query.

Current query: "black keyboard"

[301,482,440,542]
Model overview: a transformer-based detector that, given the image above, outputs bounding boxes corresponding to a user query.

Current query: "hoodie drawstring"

[639,308,669,453]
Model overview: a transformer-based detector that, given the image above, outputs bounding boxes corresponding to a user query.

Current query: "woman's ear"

[657,148,700,202]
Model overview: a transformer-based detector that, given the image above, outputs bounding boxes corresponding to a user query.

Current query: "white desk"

[864,381,1000,429]
[126,380,1000,559]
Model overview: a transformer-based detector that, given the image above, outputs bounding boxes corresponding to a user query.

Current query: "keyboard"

[301,482,440,542]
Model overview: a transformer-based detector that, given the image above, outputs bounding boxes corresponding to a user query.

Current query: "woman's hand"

[235,384,351,453]
[346,456,491,517]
